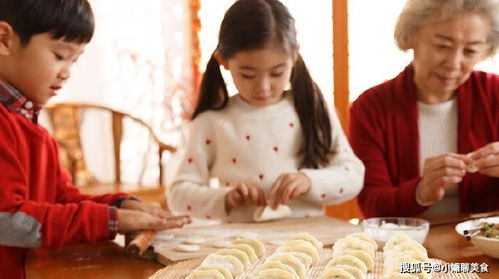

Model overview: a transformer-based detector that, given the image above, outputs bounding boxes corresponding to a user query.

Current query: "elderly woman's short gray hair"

[395,0,499,57]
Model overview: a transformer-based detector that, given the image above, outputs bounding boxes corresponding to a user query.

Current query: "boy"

[0,1,191,278]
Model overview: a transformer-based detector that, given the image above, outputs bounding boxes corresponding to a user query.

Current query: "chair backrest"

[44,102,176,191]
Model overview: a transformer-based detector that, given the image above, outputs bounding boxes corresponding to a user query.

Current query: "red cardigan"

[350,65,499,218]
[0,105,129,279]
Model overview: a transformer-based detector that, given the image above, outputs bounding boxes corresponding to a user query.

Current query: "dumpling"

[230,243,258,263]
[333,249,374,271]
[326,255,368,274]
[384,273,420,279]
[267,252,308,278]
[344,232,378,251]
[318,266,356,279]
[234,238,266,258]
[328,264,366,279]
[216,248,250,269]
[185,269,226,279]
[345,232,378,251]
[383,242,426,259]
[287,232,324,251]
[333,238,375,259]
[287,251,313,270]
[277,242,319,264]
[202,254,244,277]
[195,265,233,279]
[250,260,299,279]
[383,232,418,253]
[258,268,300,279]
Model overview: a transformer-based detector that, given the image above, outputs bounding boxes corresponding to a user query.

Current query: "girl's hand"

[267,172,311,210]
[225,180,266,213]
[120,199,173,219]
[416,153,470,204]
[117,209,191,233]
[468,142,499,178]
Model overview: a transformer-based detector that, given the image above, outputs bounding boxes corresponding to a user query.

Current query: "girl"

[167,0,364,223]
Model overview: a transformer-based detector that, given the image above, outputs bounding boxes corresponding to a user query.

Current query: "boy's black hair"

[193,0,333,169]
[0,0,94,46]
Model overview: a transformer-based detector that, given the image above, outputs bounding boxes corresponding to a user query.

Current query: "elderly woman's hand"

[416,153,471,204]
[468,142,499,178]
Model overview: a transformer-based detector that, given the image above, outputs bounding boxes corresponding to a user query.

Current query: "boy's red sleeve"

[0,118,122,249]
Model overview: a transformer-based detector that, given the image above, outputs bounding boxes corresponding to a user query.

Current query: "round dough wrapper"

[211,240,232,248]
[174,244,200,252]
[183,236,206,245]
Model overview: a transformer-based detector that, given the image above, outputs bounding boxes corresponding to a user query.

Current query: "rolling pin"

[125,230,157,256]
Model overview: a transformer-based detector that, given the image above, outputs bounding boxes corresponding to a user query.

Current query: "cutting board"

[152,216,359,264]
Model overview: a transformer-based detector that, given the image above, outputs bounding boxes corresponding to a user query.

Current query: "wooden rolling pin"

[125,230,157,256]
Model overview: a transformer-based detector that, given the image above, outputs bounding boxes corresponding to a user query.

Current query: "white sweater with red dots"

[166,92,364,223]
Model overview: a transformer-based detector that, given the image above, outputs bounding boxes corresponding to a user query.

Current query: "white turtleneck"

[417,97,459,215]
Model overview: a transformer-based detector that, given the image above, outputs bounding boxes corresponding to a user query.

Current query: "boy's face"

[1,31,86,105]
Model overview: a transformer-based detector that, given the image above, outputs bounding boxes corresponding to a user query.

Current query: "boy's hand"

[225,179,266,213]
[267,172,311,210]
[116,208,191,233]
[120,199,173,219]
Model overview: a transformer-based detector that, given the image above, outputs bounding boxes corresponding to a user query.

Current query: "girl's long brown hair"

[192,0,332,169]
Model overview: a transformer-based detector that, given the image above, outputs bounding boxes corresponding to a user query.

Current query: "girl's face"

[410,12,490,103]
[222,45,295,107]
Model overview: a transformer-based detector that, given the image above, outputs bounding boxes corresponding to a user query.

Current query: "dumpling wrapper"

[253,205,292,222]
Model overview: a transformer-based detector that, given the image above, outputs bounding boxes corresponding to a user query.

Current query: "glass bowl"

[362,217,430,248]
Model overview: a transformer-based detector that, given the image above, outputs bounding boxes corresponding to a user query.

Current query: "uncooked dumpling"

[333,249,374,271]
[234,238,266,258]
[333,238,375,259]
[329,264,365,279]
[231,243,258,263]
[318,266,356,279]
[287,232,324,251]
[251,260,299,279]
[267,252,307,278]
[216,248,250,269]
[326,255,368,274]
[258,268,300,279]
[195,265,233,279]
[253,205,292,222]
[185,269,226,279]
[277,243,319,264]
[202,254,244,277]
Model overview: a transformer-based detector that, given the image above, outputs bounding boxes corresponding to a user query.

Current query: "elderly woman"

[350,0,499,217]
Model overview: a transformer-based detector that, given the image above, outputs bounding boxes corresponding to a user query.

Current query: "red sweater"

[0,105,129,279]
[350,65,499,218]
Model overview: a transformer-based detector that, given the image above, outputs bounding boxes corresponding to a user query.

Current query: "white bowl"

[362,217,429,248]
[455,217,499,259]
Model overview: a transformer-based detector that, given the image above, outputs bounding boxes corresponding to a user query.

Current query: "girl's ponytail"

[291,54,332,169]
[192,53,229,119]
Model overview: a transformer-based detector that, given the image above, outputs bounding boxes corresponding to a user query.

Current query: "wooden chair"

[44,102,176,209]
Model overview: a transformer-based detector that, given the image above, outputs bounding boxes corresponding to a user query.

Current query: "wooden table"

[25,217,498,279]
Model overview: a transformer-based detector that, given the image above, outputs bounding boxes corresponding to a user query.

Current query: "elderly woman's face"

[411,12,490,102]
